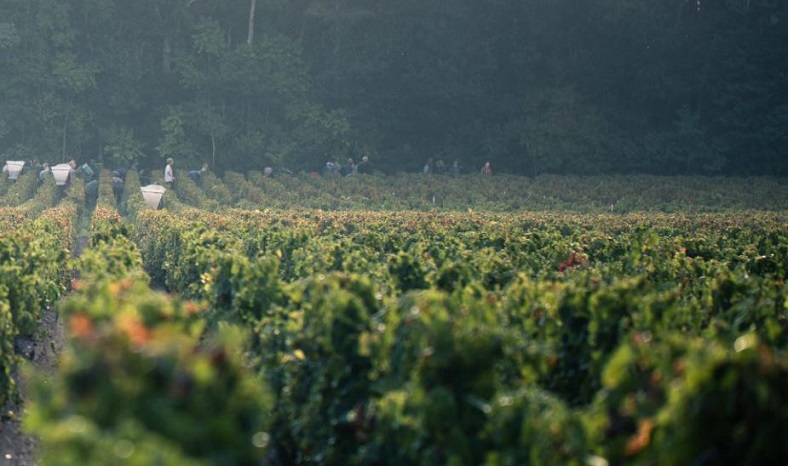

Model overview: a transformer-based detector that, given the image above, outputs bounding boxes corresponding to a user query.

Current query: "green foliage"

[0,22,20,49]
[132,210,190,287]
[655,338,788,466]
[387,249,430,291]
[125,206,786,464]
[290,102,353,165]
[511,86,614,175]
[172,172,221,211]
[208,253,283,324]
[201,171,234,206]
[0,192,769,465]
[705,271,788,348]
[29,418,209,466]
[258,273,379,464]
[91,201,126,237]
[3,172,38,207]
[52,52,98,93]
[0,204,74,406]
[18,175,59,217]
[192,19,227,57]
[102,126,146,168]
[359,289,507,465]
[122,170,145,219]
[586,333,698,464]
[76,242,146,284]
[481,388,588,466]
[209,172,788,213]
[26,280,273,466]
[157,108,196,162]
[588,334,788,466]
[1,0,787,174]
[0,296,17,408]
[0,209,72,335]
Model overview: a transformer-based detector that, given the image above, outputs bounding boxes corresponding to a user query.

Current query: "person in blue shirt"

[188,163,208,183]
[449,160,460,176]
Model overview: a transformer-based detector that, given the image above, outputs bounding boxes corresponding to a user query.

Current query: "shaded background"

[0,0,785,176]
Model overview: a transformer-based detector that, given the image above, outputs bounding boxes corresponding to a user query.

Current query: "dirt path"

[0,308,65,466]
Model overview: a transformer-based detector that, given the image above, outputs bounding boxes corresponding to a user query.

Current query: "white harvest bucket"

[51,163,73,186]
[140,184,166,209]
[5,161,25,181]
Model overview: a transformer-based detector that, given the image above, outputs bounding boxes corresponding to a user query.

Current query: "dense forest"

[0,0,786,176]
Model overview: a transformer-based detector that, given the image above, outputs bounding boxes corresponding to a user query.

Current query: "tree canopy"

[0,0,785,176]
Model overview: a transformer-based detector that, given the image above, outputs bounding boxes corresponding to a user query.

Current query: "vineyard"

[0,170,786,465]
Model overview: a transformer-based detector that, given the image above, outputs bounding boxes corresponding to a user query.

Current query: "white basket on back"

[51,163,73,186]
[5,161,25,181]
[140,184,166,209]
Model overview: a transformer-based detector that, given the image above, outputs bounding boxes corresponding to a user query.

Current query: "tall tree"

[248,0,257,45]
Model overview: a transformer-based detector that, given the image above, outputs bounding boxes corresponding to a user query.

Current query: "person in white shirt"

[165,158,175,186]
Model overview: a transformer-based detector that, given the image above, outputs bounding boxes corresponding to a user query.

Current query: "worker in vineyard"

[165,158,175,187]
[113,166,128,182]
[449,160,460,176]
[84,179,99,211]
[480,161,492,176]
[357,155,370,174]
[111,171,125,205]
[188,163,208,184]
[424,157,434,174]
[324,161,341,177]
[343,158,356,176]
[69,159,95,182]
[38,163,50,185]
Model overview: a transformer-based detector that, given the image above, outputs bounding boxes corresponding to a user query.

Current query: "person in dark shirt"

[84,179,99,210]
[113,167,128,181]
[343,158,356,176]
[111,171,125,205]
[188,163,208,184]
[449,160,460,176]
[356,156,370,174]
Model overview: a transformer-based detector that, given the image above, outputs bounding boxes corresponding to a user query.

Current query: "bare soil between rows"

[0,308,65,466]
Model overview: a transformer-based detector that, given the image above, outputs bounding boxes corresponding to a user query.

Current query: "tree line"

[0,0,785,176]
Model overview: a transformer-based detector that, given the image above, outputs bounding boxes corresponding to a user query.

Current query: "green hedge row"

[25,205,275,465]
[17,177,784,463]
[177,172,788,213]
[135,209,787,291]
[127,209,786,464]
[0,205,75,407]
[1,172,38,207]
